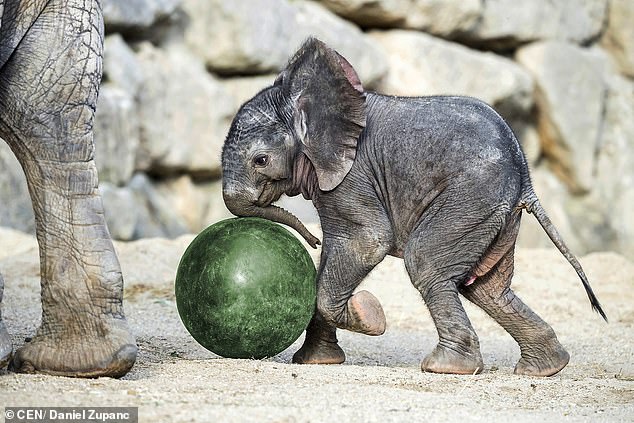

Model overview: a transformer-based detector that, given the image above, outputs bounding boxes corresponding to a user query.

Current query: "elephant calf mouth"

[255,184,281,207]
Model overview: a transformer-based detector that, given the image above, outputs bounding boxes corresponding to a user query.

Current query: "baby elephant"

[221,38,607,376]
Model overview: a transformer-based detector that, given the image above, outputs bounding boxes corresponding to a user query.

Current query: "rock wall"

[0,0,632,257]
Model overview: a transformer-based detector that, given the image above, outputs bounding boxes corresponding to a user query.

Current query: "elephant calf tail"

[519,192,608,322]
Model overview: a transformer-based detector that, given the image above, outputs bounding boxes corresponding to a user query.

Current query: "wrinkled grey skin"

[222,38,607,377]
[0,0,136,377]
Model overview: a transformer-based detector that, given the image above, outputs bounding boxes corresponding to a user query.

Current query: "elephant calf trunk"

[223,192,321,249]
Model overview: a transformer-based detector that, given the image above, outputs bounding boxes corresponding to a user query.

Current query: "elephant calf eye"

[253,154,270,167]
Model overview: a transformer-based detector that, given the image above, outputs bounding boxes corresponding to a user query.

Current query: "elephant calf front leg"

[461,249,569,377]
[293,241,388,365]
[292,292,385,365]
[292,313,345,365]
[317,244,387,335]
[320,290,386,336]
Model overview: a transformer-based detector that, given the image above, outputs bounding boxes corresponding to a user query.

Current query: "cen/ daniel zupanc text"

[4,407,138,423]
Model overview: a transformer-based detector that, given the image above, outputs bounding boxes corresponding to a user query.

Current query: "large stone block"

[128,173,189,239]
[101,172,235,241]
[135,43,235,178]
[315,0,482,37]
[101,173,233,240]
[93,84,140,186]
[516,41,607,194]
[103,34,144,97]
[0,142,33,234]
[402,0,481,37]
[100,182,138,241]
[592,72,634,256]
[181,0,387,87]
[313,0,409,28]
[155,175,232,232]
[601,0,634,78]
[368,30,534,121]
[102,0,181,34]
[461,0,607,49]
[517,165,581,252]
[519,45,634,256]
[220,75,277,115]
[197,180,233,230]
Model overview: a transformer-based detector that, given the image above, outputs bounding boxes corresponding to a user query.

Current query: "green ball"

[175,217,317,359]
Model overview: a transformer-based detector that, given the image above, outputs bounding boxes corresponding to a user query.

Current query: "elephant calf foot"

[0,320,12,369]
[292,338,345,365]
[10,317,137,378]
[344,290,386,336]
[514,339,570,377]
[422,343,484,375]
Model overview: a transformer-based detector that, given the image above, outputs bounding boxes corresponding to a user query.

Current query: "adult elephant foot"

[421,344,484,375]
[10,317,136,378]
[514,339,570,377]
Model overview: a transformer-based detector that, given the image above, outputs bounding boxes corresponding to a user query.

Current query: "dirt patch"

[0,227,632,422]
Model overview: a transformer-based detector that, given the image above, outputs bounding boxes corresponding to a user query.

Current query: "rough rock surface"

[135,43,234,178]
[102,0,181,35]
[154,175,232,233]
[369,30,534,122]
[100,182,139,241]
[93,84,140,186]
[314,0,411,28]
[127,174,189,239]
[102,34,144,96]
[181,0,387,86]
[585,71,634,257]
[220,75,277,115]
[0,144,33,234]
[600,0,634,77]
[1,0,632,257]
[461,0,608,49]
[316,0,482,38]
[516,41,607,194]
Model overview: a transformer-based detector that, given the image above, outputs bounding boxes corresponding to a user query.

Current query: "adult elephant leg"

[0,273,12,368]
[460,247,569,377]
[6,158,137,377]
[0,0,136,377]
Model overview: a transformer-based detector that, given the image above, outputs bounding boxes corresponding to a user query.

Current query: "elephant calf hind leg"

[404,220,486,375]
[461,250,569,377]
[417,281,484,375]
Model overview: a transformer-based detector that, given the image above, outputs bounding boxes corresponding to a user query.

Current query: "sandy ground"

[0,225,632,422]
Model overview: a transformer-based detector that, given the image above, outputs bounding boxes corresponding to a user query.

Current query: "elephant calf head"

[221,38,366,248]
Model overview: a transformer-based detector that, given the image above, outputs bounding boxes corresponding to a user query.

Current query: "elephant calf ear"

[283,38,366,191]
